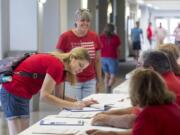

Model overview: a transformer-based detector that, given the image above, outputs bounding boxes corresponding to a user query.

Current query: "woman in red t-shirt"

[131,69,180,135]
[0,47,97,135]
[56,8,102,100]
[86,69,180,135]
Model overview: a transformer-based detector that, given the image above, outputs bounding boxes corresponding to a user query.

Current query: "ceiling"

[143,0,180,10]
[128,0,180,10]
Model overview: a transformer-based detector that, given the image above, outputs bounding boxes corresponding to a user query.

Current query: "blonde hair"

[158,44,180,75]
[130,68,175,107]
[50,47,90,85]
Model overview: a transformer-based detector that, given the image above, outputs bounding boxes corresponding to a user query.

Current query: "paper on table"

[32,127,80,135]
[65,107,104,112]
[40,117,84,126]
[110,98,131,109]
[57,110,99,119]
[83,93,129,105]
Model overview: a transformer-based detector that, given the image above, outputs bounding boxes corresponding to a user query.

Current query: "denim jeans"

[0,87,30,120]
[65,79,96,100]
[101,58,119,74]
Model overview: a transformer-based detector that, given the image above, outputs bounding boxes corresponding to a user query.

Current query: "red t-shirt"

[100,33,121,59]
[175,74,180,81]
[3,54,65,99]
[133,104,180,135]
[132,106,142,115]
[147,26,153,40]
[162,71,180,105]
[56,30,101,82]
[132,71,180,116]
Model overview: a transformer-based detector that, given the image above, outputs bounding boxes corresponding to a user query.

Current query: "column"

[0,0,10,59]
[115,0,128,61]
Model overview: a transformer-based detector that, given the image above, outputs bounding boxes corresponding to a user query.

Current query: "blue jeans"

[0,87,30,120]
[101,58,119,74]
[65,79,96,100]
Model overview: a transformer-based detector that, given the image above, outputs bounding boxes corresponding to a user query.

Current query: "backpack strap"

[14,71,45,79]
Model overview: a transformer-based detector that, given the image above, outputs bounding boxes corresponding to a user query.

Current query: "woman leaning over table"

[0,47,97,135]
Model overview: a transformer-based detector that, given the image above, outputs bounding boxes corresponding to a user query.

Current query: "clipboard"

[64,107,105,112]
[40,119,84,126]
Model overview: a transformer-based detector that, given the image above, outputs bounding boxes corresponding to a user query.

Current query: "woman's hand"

[71,101,86,110]
[83,99,98,106]
[71,99,98,110]
[91,113,109,126]
[86,129,116,135]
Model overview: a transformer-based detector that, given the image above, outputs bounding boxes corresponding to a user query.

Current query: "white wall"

[10,0,37,51]
[60,0,68,33]
[140,6,150,45]
[43,0,60,52]
[0,1,2,59]
[1,0,10,58]
[67,0,81,29]
[42,0,81,52]
[151,10,180,19]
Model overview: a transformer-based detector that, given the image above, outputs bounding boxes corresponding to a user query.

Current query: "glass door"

[169,18,180,43]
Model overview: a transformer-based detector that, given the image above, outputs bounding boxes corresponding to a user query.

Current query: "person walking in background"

[131,21,143,60]
[155,22,166,46]
[173,23,180,47]
[100,23,121,93]
[147,22,153,48]
[56,8,102,100]
[0,47,97,135]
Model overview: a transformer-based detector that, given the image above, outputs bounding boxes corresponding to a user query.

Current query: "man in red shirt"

[100,23,121,93]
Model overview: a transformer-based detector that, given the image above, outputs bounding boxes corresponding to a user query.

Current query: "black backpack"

[0,52,45,83]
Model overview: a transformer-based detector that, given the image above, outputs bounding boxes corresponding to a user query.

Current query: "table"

[113,69,135,94]
[18,115,127,135]
[18,93,131,135]
[113,79,130,94]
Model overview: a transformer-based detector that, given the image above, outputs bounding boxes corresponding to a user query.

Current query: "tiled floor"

[0,58,136,135]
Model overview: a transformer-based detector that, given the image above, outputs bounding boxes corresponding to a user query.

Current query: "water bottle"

[0,75,12,83]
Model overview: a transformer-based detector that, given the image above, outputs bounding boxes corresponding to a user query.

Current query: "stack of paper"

[40,117,84,126]
[58,110,99,119]
[65,107,104,112]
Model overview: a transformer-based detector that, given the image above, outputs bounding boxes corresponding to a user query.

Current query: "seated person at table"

[87,69,180,135]
[0,47,97,135]
[88,50,180,135]
[158,43,180,78]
